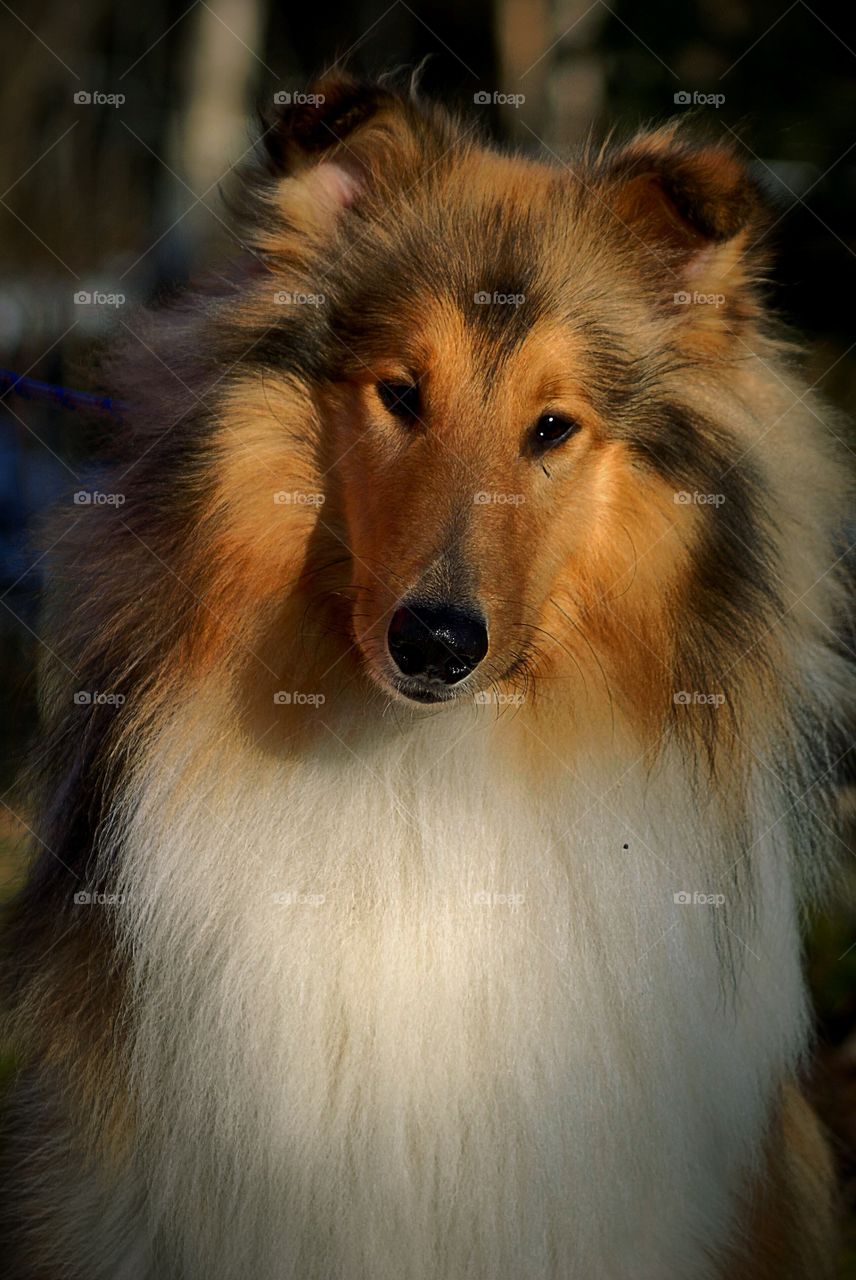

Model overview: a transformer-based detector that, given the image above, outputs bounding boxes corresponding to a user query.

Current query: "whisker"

[547,597,616,737]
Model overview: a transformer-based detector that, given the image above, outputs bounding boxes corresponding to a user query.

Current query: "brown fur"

[725,1086,838,1279]
[1,70,851,1279]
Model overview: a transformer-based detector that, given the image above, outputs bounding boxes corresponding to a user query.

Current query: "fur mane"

[2,72,853,1280]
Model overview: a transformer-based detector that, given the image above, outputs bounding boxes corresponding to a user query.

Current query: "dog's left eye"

[377,381,421,423]
[529,413,580,451]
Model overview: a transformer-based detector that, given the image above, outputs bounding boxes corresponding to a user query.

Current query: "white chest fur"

[111,698,806,1279]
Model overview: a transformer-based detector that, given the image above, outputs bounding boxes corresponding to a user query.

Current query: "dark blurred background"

[1,0,855,1268]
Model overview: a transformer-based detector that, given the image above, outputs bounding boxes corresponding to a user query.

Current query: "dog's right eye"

[377,381,421,423]
[527,412,581,453]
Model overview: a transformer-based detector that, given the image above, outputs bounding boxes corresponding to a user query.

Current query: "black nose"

[387,602,488,685]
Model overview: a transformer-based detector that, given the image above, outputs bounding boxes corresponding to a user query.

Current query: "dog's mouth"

[389,674,471,705]
[378,654,531,708]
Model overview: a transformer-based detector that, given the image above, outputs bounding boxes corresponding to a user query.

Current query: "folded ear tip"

[605,126,764,249]
[261,72,392,174]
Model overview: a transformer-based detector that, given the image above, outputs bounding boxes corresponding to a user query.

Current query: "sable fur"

[1,71,853,1279]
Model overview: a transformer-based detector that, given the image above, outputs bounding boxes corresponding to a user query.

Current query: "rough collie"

[1,72,853,1279]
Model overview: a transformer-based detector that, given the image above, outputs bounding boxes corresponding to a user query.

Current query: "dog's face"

[327,281,634,706]
[217,75,774,716]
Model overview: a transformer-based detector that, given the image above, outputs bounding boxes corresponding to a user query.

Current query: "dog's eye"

[530,413,580,451]
[377,381,421,423]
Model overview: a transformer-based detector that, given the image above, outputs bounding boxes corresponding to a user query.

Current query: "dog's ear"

[259,71,443,219]
[599,126,768,299]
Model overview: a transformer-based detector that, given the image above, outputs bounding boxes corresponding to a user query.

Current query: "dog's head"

[203,73,802,730]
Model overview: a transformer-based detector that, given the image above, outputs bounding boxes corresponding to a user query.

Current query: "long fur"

[1,72,852,1279]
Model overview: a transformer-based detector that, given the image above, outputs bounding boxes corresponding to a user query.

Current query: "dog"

[1,71,852,1279]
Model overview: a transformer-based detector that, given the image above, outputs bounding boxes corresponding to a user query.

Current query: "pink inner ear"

[313,162,362,210]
